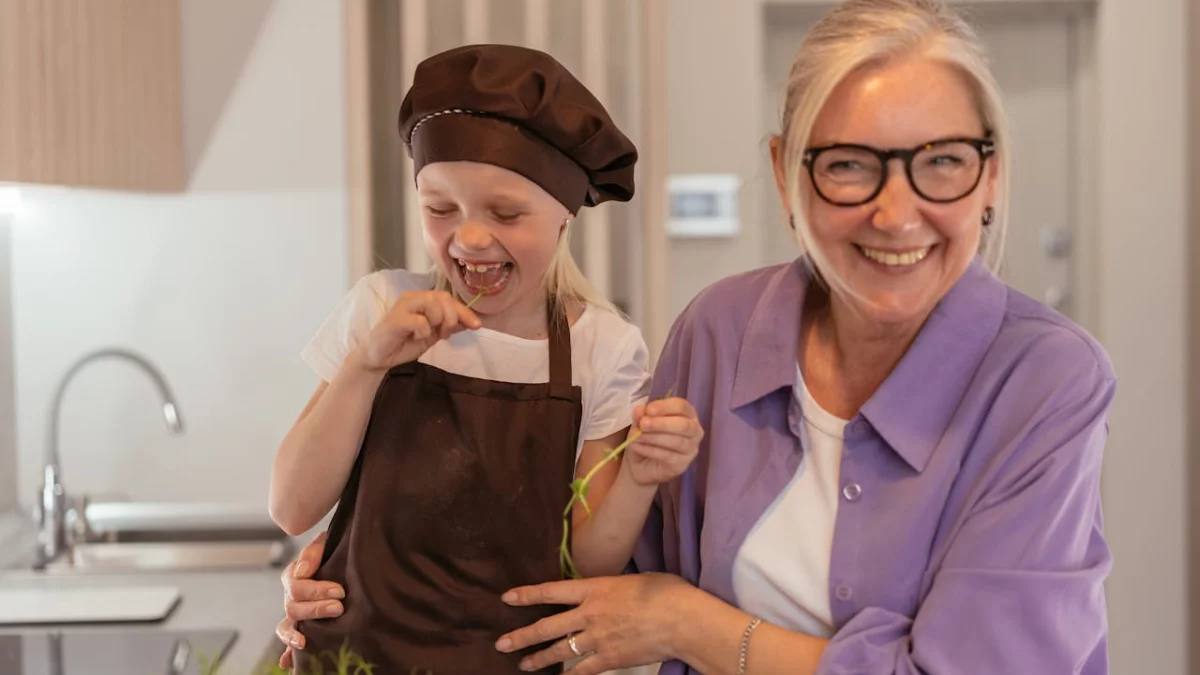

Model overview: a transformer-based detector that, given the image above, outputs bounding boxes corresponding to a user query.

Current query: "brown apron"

[295,298,581,674]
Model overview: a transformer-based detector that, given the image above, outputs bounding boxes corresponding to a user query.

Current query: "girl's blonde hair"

[777,0,1011,299]
[431,218,620,315]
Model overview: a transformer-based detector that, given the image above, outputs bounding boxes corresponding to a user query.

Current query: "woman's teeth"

[859,246,931,267]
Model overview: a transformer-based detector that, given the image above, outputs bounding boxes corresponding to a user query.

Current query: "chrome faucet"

[34,348,184,569]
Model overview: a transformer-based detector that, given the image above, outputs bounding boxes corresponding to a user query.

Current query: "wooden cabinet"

[0,0,185,191]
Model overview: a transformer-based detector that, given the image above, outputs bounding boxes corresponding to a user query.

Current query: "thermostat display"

[667,173,740,238]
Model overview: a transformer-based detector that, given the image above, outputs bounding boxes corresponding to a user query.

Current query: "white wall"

[0,216,15,511]
[666,0,1191,673]
[10,0,348,509]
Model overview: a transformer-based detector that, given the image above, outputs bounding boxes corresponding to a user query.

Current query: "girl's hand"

[357,290,481,372]
[624,397,704,487]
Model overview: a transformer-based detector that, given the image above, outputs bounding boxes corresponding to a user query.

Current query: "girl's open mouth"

[456,259,513,296]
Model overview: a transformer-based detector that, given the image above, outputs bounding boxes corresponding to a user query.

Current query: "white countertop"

[0,511,288,674]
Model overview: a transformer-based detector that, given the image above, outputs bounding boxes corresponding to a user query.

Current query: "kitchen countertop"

[0,510,289,674]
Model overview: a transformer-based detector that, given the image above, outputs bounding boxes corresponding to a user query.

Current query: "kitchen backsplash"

[0,218,16,512]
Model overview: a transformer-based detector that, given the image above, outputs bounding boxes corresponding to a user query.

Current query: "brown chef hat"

[398,44,638,214]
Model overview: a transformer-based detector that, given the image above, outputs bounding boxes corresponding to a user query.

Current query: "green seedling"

[190,640,401,675]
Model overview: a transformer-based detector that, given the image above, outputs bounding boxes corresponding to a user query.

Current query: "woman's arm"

[268,347,386,535]
[671,585,828,675]
[493,573,827,675]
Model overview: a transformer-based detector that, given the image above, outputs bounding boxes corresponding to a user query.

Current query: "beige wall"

[664,0,769,319]
[1094,0,1190,672]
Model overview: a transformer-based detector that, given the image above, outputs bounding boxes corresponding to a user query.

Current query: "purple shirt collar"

[730,256,1007,472]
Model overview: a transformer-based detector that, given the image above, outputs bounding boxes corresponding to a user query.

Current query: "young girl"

[269,44,703,674]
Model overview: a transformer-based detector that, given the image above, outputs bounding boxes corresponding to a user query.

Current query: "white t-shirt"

[731,363,847,638]
[300,269,652,460]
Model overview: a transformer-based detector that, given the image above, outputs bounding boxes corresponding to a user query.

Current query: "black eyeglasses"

[801,137,995,207]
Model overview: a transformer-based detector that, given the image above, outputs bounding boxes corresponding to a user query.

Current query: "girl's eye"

[493,212,521,223]
[425,205,456,217]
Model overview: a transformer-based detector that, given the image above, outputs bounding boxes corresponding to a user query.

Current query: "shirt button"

[835,584,853,601]
[842,482,863,501]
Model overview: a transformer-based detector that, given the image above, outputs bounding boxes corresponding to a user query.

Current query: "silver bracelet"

[737,617,762,675]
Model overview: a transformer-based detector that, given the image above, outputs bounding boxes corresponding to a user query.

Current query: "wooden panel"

[343,0,375,283]
[524,0,550,51]
[0,0,185,191]
[367,0,410,272]
[1189,0,1200,669]
[581,0,611,300]
[641,0,670,362]
[463,0,489,43]
[401,0,432,272]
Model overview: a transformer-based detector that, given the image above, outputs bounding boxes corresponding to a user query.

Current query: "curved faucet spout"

[35,347,184,569]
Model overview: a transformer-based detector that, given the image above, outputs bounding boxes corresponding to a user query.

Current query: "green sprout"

[465,289,484,309]
[559,387,675,579]
[188,640,402,675]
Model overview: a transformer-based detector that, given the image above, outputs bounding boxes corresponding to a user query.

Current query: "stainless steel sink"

[2,503,296,575]
[35,539,294,575]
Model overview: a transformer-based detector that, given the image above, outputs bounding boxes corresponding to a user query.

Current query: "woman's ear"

[983,151,1000,209]
[769,135,793,215]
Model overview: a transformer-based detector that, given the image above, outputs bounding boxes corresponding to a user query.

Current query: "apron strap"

[546,294,572,389]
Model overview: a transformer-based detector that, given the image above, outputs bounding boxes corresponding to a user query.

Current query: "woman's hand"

[624,397,704,487]
[358,290,481,373]
[274,531,346,668]
[494,573,695,674]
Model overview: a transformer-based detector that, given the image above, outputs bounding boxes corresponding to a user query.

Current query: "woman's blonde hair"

[776,0,1011,298]
[431,218,620,315]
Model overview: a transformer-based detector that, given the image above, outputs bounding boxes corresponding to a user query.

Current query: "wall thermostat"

[666,173,740,238]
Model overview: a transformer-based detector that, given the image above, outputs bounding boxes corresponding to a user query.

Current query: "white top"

[731,363,848,638]
[300,269,652,460]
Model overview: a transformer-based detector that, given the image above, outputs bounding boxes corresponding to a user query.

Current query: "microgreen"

[559,387,675,579]
[188,640,408,675]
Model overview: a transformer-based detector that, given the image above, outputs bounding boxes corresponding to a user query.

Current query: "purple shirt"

[633,256,1115,674]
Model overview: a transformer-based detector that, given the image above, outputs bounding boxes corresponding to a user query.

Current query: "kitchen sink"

[1,503,296,576]
[35,540,293,576]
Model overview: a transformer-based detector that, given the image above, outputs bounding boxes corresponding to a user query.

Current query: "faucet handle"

[33,465,67,567]
[67,494,93,545]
